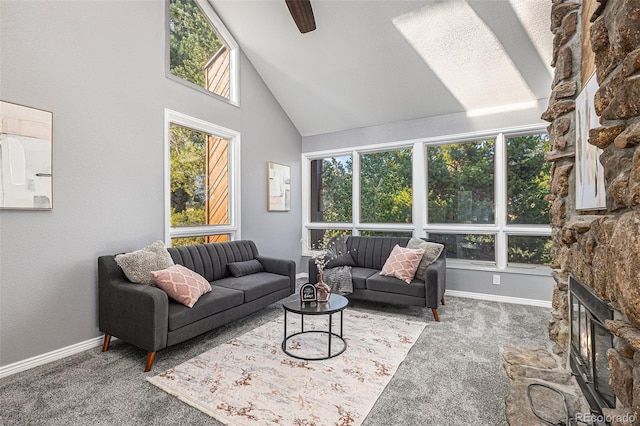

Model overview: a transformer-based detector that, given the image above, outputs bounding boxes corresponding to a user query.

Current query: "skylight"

[508,0,553,75]
[393,0,538,113]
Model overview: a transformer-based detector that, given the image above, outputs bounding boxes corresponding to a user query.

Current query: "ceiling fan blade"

[285,0,316,33]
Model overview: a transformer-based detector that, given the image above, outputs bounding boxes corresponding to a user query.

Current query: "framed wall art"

[267,161,290,212]
[0,101,53,210]
[575,73,606,210]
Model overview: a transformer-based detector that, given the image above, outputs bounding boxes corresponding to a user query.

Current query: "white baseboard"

[0,335,106,379]
[445,289,552,308]
[296,272,309,280]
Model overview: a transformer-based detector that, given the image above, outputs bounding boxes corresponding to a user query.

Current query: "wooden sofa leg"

[144,352,156,372]
[432,308,440,322]
[441,296,445,305]
[102,334,111,352]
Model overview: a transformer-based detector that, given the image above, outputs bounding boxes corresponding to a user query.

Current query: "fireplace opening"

[569,275,615,413]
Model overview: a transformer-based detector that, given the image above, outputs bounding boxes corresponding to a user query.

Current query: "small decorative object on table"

[302,236,351,303]
[299,282,317,305]
[316,271,331,302]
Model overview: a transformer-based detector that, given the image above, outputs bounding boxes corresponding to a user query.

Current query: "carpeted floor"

[0,287,551,426]
[148,310,426,425]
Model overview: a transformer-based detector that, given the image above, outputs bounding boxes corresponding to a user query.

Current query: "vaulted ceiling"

[211,0,553,137]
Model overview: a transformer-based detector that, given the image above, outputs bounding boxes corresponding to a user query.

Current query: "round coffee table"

[282,293,349,360]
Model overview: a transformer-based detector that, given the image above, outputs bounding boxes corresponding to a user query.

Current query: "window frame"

[165,0,240,105]
[302,124,551,273]
[164,109,241,246]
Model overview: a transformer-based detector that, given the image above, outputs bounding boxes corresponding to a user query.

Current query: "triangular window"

[168,0,238,103]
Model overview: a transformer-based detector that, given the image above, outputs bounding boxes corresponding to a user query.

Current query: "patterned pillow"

[379,244,425,284]
[151,264,212,308]
[115,240,175,285]
[407,238,445,281]
[227,259,264,277]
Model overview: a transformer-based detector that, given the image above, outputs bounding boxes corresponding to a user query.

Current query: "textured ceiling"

[211,0,553,137]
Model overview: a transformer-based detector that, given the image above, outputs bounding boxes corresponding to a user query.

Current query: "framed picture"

[300,283,317,304]
[575,73,606,210]
[0,101,53,210]
[267,161,290,211]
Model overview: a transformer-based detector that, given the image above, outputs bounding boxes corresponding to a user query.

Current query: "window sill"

[445,259,552,276]
[302,254,552,277]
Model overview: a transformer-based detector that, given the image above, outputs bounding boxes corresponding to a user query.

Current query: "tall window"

[427,140,494,224]
[506,134,551,225]
[360,148,412,223]
[309,155,352,246]
[310,156,352,223]
[166,110,239,247]
[304,128,552,268]
[426,139,495,261]
[506,133,552,265]
[168,0,238,103]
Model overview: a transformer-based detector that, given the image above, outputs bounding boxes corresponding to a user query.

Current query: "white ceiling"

[211,0,553,137]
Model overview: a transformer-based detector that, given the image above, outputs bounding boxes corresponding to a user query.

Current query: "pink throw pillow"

[151,264,212,308]
[380,245,425,284]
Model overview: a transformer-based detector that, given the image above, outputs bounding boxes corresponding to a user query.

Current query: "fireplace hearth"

[569,275,615,414]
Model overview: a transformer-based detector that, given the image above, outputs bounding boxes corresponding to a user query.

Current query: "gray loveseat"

[98,240,295,371]
[308,236,446,321]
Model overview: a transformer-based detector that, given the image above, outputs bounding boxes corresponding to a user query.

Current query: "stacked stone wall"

[544,0,581,360]
[544,0,640,421]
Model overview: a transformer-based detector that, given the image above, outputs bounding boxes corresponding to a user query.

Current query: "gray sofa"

[98,240,295,371]
[308,236,446,321]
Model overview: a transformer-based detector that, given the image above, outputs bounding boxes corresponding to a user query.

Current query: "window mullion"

[495,133,507,269]
[301,154,311,242]
[352,150,360,236]
[413,142,426,238]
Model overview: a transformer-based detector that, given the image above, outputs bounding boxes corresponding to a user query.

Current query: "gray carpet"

[0,288,550,426]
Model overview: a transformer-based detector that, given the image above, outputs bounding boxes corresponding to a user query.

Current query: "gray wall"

[0,0,301,367]
[303,98,549,152]
[302,98,554,302]
[446,269,552,303]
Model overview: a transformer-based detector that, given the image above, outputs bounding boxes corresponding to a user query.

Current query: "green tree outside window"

[427,140,495,224]
[360,149,413,223]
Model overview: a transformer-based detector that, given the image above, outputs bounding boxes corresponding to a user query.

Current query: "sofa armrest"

[255,256,296,294]
[98,256,169,352]
[424,251,446,309]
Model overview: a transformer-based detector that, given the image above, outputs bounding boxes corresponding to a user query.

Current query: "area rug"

[147,310,426,425]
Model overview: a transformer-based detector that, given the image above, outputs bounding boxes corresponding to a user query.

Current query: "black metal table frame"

[282,303,347,361]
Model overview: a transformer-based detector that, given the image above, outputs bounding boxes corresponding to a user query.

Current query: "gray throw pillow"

[325,235,355,269]
[407,238,444,281]
[325,253,355,269]
[228,259,264,277]
[115,240,175,285]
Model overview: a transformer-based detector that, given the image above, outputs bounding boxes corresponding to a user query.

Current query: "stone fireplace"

[538,0,640,423]
[569,275,615,413]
